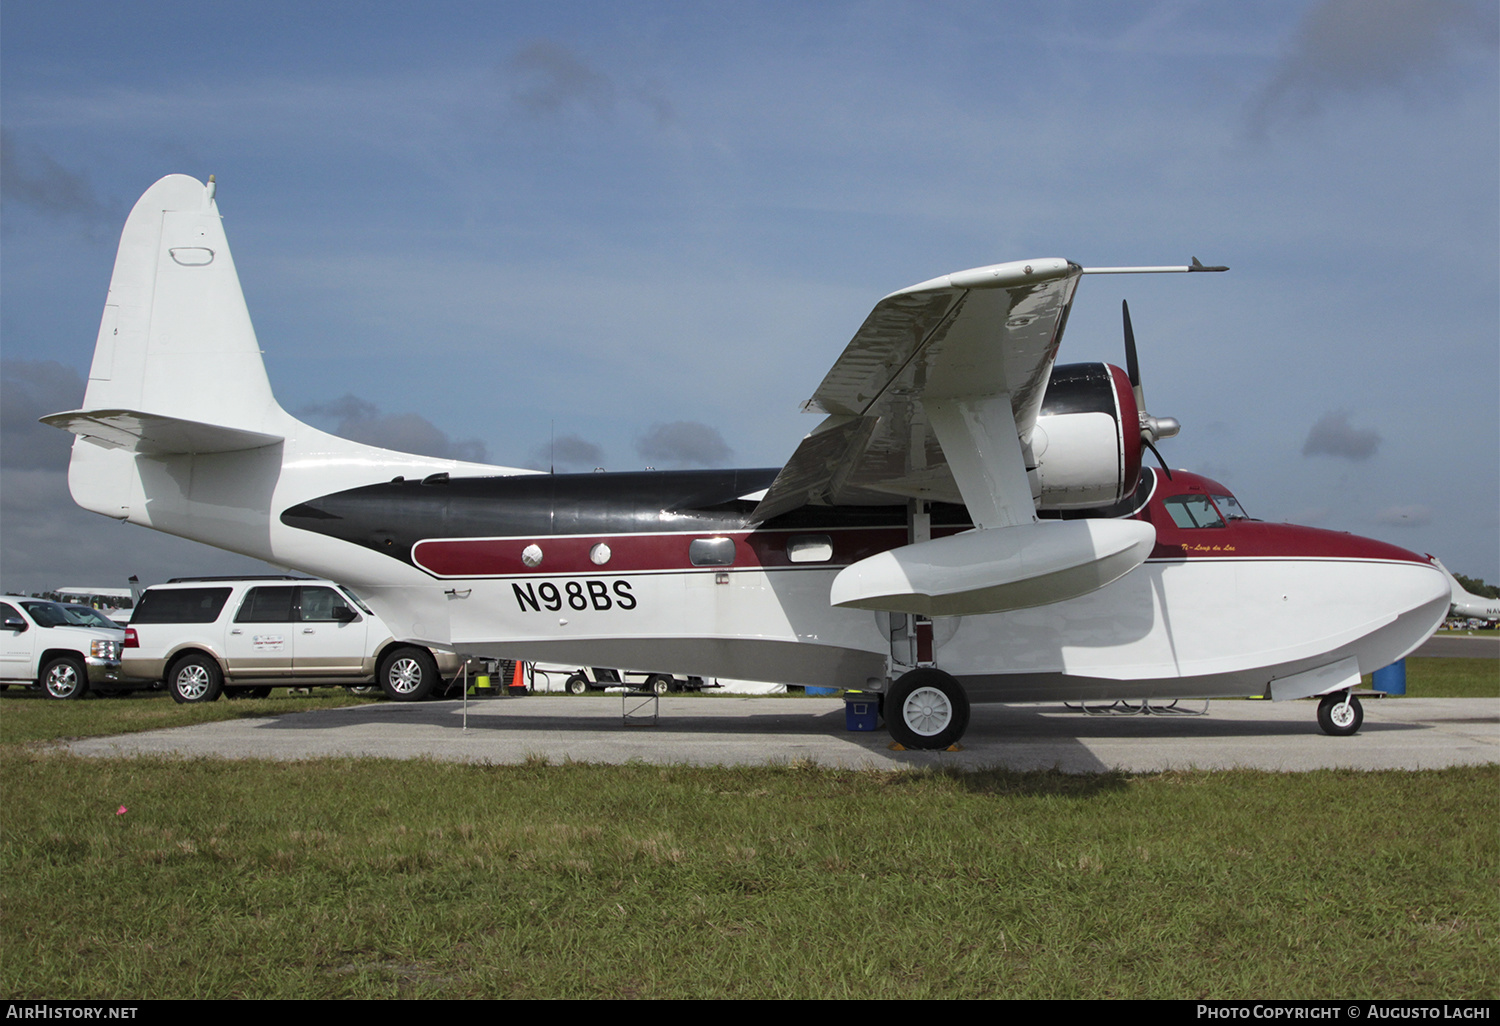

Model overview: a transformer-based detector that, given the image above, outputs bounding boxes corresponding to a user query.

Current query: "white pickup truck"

[1,595,129,699]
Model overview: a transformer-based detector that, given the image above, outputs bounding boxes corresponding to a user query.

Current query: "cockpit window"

[1163,495,1225,529]
[1211,494,1249,521]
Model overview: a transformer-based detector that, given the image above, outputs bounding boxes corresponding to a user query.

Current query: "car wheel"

[886,668,970,750]
[344,684,382,697]
[168,654,223,704]
[1316,692,1363,736]
[566,674,589,695]
[378,647,438,701]
[649,674,673,696]
[40,656,89,700]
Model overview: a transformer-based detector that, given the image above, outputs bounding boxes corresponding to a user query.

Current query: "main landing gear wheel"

[566,674,589,695]
[168,654,223,704]
[1317,691,1363,736]
[379,647,438,701]
[886,668,970,750]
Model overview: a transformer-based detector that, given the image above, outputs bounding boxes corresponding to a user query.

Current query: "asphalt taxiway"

[61,694,1498,772]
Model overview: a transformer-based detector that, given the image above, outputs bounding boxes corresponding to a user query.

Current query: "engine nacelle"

[1026,362,1142,510]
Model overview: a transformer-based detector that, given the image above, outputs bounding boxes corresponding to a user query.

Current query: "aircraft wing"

[752,258,1082,524]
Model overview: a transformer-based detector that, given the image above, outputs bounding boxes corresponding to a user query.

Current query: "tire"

[226,686,273,699]
[378,647,438,701]
[40,656,89,700]
[344,684,382,697]
[886,668,970,750]
[649,674,673,696]
[168,654,223,704]
[1317,692,1363,736]
[566,674,589,695]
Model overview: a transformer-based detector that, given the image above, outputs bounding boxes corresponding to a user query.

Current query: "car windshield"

[20,601,71,628]
[65,607,116,628]
[337,586,375,616]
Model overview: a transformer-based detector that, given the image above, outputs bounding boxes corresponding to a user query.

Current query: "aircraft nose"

[1351,553,1451,671]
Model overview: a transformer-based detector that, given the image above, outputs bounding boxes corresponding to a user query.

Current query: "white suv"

[124,577,462,703]
[1,595,129,699]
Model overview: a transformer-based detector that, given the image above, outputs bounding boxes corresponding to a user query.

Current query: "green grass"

[0,688,381,746]
[1,754,1494,999]
[2,661,1494,998]
[1377,657,1500,698]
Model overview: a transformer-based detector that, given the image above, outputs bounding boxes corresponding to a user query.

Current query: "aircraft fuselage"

[278,466,1447,702]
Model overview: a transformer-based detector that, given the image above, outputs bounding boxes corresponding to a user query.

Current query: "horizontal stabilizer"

[829,518,1156,616]
[41,409,283,455]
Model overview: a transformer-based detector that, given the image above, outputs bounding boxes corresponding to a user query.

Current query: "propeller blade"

[1143,437,1173,480]
[1122,299,1146,413]
[1122,300,1140,386]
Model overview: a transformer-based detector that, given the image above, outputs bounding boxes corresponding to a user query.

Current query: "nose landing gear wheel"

[886,668,970,750]
[1317,691,1363,736]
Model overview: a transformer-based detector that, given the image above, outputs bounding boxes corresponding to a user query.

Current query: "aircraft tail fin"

[47,174,516,561]
[67,174,284,436]
[43,174,294,550]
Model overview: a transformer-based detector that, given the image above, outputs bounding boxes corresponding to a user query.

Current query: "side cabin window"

[689,537,736,567]
[1162,494,1225,529]
[786,535,833,563]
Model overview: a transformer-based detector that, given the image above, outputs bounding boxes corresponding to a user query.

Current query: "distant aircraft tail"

[44,174,512,566]
[1431,558,1500,621]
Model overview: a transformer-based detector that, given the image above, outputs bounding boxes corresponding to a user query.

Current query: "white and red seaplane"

[44,175,1449,747]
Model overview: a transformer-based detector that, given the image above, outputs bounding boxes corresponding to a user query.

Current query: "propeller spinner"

[1121,299,1178,479]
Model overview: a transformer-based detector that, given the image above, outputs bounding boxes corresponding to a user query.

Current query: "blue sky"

[2,0,1496,593]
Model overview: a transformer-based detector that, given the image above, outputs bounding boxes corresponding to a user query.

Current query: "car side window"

[134,588,232,624]
[297,587,354,622]
[235,587,297,623]
[1,603,23,629]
